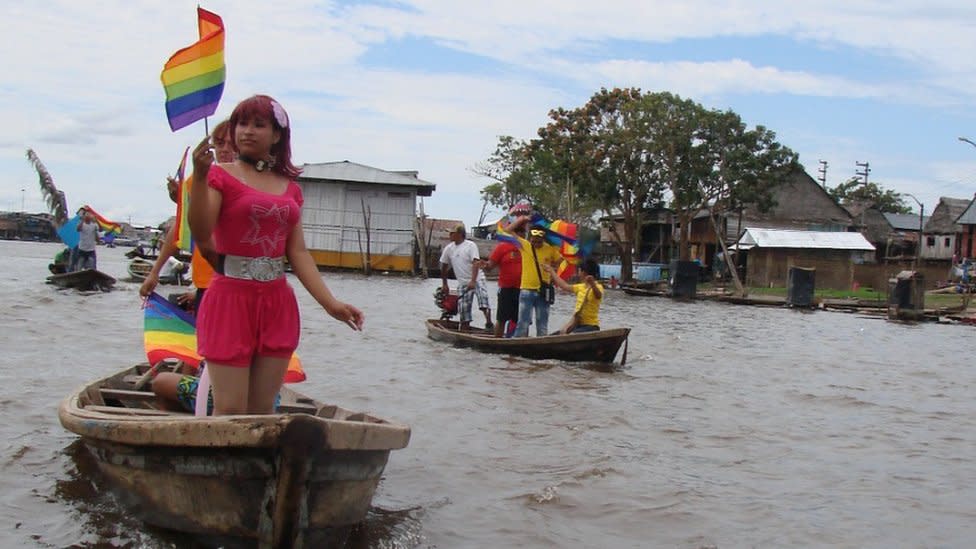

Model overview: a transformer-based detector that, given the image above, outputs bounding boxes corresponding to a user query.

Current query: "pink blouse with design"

[207,165,304,258]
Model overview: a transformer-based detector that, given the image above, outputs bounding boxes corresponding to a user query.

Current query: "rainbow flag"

[496,214,595,280]
[80,205,122,234]
[173,148,193,252]
[161,7,226,131]
[143,292,306,382]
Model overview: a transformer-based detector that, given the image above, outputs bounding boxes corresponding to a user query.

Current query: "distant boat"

[58,362,411,548]
[128,257,188,285]
[425,318,630,364]
[46,269,116,292]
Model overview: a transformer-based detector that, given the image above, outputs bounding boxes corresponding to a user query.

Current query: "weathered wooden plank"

[100,388,157,401]
[85,405,178,416]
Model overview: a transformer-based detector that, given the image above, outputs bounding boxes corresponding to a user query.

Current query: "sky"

[3,0,976,229]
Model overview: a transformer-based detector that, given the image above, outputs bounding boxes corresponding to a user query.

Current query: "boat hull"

[46,269,116,291]
[58,364,410,548]
[425,319,629,364]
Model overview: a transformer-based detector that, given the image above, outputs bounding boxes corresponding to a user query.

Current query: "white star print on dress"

[242,203,291,256]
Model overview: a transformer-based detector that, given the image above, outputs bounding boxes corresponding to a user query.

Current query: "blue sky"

[3,0,976,228]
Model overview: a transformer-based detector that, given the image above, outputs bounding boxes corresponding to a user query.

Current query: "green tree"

[480,88,799,282]
[828,178,912,213]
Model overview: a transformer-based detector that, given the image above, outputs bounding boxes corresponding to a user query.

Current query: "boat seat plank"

[84,405,181,416]
[277,402,319,414]
[100,388,157,401]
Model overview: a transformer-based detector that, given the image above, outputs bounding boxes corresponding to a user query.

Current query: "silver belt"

[220,254,285,282]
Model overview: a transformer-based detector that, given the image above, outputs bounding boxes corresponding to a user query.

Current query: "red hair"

[229,95,302,179]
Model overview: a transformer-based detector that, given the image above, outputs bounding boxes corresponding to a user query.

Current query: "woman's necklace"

[238,154,271,172]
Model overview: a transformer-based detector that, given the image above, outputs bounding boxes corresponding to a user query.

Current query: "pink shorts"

[196,274,300,367]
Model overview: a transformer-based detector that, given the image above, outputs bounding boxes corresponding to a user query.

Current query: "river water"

[2,240,974,548]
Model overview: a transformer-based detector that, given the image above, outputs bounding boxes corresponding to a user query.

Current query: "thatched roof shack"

[736,227,875,290]
[921,197,969,260]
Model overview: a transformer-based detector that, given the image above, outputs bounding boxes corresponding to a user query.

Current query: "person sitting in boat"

[543,258,603,334]
[48,246,71,275]
[440,223,492,332]
[151,362,214,414]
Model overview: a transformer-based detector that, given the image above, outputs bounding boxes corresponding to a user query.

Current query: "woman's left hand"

[326,301,365,331]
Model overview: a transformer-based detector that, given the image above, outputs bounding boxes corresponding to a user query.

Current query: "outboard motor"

[433,287,459,320]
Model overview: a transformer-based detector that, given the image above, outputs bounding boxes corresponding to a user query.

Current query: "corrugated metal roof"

[884,212,928,231]
[299,161,436,192]
[737,227,875,250]
[956,197,976,224]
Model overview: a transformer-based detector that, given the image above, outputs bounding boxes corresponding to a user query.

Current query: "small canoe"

[58,363,411,548]
[425,319,630,364]
[46,269,116,292]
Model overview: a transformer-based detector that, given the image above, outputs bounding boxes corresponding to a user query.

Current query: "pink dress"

[196,165,304,367]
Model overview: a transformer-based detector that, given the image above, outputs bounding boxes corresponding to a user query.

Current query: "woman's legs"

[247,356,289,413]
[206,363,251,415]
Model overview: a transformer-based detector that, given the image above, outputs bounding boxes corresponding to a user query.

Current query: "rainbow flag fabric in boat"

[161,7,226,131]
[143,292,305,382]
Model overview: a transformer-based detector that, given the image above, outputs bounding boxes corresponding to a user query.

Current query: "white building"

[297,161,436,272]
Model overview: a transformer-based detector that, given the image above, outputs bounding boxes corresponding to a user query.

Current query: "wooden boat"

[425,318,630,364]
[128,257,188,285]
[58,363,411,548]
[46,268,116,292]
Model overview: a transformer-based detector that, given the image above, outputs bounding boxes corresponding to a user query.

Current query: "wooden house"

[736,227,875,290]
[845,203,928,262]
[955,194,976,259]
[689,168,853,273]
[297,161,436,273]
[920,197,969,261]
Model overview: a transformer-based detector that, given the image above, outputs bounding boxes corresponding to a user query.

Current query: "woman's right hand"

[139,272,159,297]
[191,134,216,181]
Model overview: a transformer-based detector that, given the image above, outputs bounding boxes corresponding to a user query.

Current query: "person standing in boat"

[74,208,99,271]
[140,119,235,313]
[188,94,363,415]
[543,258,603,334]
[503,216,563,337]
[440,223,492,332]
[480,204,530,337]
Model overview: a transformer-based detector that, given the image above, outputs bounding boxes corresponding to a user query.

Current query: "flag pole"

[204,116,210,136]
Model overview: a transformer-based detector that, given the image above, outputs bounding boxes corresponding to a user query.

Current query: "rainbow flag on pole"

[161,7,226,131]
[172,148,194,252]
[142,293,306,382]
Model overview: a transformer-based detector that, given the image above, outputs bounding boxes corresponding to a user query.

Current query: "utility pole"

[817,160,828,189]
[855,161,870,185]
[21,188,25,212]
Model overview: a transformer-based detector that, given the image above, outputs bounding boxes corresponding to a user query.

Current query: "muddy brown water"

[2,240,974,548]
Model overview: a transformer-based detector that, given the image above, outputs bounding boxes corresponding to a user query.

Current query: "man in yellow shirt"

[506,217,563,337]
[544,259,604,334]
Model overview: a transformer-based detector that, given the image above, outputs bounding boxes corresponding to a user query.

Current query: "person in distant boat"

[440,223,492,332]
[480,205,528,337]
[543,258,603,334]
[74,208,99,271]
[140,120,234,312]
[189,94,363,416]
[504,216,563,337]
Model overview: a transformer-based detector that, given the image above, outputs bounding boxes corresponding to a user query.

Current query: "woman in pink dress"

[188,94,364,415]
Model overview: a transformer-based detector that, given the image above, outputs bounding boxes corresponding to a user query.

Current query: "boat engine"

[433,287,458,320]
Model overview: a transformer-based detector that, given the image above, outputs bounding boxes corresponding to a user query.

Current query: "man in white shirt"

[75,208,99,271]
[439,223,492,331]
